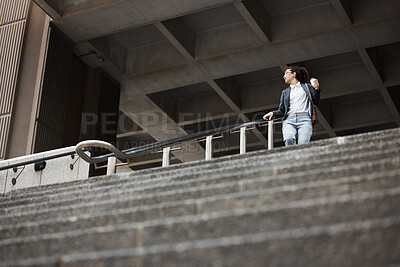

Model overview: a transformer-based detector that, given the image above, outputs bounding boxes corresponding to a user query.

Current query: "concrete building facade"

[1,0,400,171]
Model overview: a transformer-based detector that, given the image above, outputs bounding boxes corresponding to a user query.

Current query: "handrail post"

[268,120,274,150]
[162,147,171,167]
[205,135,213,160]
[107,156,117,175]
[240,127,246,154]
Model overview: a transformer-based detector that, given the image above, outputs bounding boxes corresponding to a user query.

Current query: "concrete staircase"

[1,128,400,266]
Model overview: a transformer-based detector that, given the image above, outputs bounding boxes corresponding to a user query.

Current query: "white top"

[287,82,310,116]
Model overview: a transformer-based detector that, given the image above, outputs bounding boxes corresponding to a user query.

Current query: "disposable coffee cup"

[310,78,317,87]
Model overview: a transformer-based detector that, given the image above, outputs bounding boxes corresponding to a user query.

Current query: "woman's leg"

[297,113,313,144]
[282,116,297,146]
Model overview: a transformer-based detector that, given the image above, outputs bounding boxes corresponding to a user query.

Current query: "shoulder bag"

[305,83,318,125]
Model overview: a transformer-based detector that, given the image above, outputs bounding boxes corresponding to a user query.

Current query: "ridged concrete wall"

[0,0,31,159]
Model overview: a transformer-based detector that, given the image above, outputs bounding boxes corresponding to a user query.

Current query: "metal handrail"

[75,119,277,165]
[0,150,76,172]
[0,119,279,173]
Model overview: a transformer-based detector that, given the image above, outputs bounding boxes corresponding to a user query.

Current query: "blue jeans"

[282,113,313,146]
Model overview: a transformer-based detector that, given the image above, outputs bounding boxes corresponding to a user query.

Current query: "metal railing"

[0,119,281,175]
[0,150,76,172]
[76,119,282,174]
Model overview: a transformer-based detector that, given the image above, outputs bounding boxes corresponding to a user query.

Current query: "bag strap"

[304,83,315,107]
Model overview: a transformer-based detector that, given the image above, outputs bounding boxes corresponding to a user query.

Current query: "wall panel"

[0,0,30,26]
[0,0,30,159]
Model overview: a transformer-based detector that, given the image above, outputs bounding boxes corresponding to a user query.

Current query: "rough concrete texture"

[0,128,400,266]
[1,146,89,193]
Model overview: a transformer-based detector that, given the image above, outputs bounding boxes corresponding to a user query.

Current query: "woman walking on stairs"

[263,66,320,146]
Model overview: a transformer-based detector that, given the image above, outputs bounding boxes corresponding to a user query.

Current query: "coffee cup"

[310,78,317,87]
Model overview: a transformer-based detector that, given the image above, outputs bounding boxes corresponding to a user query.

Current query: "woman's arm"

[309,80,321,106]
[274,92,286,118]
[264,91,285,120]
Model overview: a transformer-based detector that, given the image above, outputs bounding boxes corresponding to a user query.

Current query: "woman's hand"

[263,112,273,121]
[311,78,320,90]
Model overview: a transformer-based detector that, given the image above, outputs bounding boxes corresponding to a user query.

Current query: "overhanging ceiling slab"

[36,0,241,42]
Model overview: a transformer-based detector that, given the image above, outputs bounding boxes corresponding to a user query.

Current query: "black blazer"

[272,83,320,120]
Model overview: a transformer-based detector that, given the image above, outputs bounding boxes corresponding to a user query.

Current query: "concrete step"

[76,137,400,191]
[3,127,399,201]
[0,169,398,240]
[0,186,398,262]
[1,146,399,215]
[1,155,399,225]
[2,136,399,207]
[56,216,400,267]
[0,128,399,266]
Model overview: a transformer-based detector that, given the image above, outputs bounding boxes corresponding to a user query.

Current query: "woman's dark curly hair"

[287,66,310,84]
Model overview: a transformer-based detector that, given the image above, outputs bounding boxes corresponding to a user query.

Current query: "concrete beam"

[147,91,178,123]
[365,47,384,81]
[185,47,271,148]
[198,46,277,79]
[310,63,375,99]
[33,0,62,19]
[214,77,242,109]
[161,18,197,59]
[234,0,271,43]
[354,17,400,48]
[273,30,356,64]
[176,92,233,120]
[126,40,187,76]
[119,93,205,162]
[383,55,400,87]
[88,36,128,74]
[351,0,400,25]
[46,0,241,42]
[330,0,400,127]
[195,22,262,60]
[156,17,242,115]
[331,94,394,129]
[117,130,147,139]
[271,3,343,43]
[125,20,400,84]
[125,64,204,95]
[358,48,400,126]
[154,22,195,62]
[85,19,400,93]
[330,0,352,26]
[315,107,336,138]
